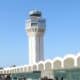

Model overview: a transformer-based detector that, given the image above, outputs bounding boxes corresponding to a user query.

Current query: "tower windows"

[31,23,37,26]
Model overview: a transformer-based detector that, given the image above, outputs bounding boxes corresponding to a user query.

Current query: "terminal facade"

[0,10,80,80]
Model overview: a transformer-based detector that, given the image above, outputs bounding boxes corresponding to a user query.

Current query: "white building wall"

[0,54,80,75]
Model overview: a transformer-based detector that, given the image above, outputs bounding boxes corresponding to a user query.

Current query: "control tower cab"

[25,10,46,65]
[29,10,42,17]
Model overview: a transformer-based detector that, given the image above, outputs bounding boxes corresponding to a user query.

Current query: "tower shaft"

[29,35,44,64]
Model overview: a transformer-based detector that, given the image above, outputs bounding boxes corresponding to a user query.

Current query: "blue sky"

[0,0,80,67]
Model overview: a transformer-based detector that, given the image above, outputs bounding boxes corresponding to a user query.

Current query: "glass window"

[31,23,37,26]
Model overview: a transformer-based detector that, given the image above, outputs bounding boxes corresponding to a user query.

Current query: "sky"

[0,0,80,67]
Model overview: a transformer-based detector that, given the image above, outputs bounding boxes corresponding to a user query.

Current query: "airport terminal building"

[0,10,80,80]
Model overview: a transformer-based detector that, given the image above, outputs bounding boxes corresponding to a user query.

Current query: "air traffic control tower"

[25,10,46,64]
